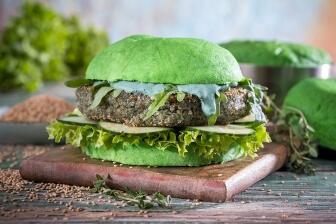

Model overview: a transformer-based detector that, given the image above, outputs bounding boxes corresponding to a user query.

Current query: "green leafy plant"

[91,174,171,209]
[63,16,109,77]
[0,1,68,92]
[263,94,317,175]
[0,1,108,92]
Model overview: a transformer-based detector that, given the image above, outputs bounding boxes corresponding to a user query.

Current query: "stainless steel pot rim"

[239,63,334,70]
[239,63,334,79]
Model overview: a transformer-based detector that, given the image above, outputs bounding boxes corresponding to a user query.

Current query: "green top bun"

[283,78,336,150]
[86,35,243,84]
[220,40,332,68]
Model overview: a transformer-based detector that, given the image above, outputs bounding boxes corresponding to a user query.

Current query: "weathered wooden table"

[1,145,336,223]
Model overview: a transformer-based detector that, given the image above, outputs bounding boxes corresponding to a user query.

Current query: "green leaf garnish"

[144,91,175,120]
[208,92,227,126]
[89,86,114,109]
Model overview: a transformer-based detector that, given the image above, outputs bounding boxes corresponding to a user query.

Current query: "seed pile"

[0,169,90,200]
[0,169,91,217]
[0,95,74,123]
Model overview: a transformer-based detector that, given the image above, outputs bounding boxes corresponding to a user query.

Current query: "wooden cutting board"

[20,143,287,202]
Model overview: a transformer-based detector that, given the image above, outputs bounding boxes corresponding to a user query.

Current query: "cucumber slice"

[99,122,172,134]
[57,116,97,125]
[189,124,254,135]
[234,113,256,123]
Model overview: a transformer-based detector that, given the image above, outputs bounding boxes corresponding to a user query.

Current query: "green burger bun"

[86,35,243,84]
[84,143,223,166]
[220,40,332,68]
[283,78,336,150]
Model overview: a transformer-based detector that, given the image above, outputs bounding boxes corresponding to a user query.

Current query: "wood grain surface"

[19,143,287,202]
[1,144,336,223]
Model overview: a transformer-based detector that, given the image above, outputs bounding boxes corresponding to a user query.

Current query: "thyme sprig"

[91,174,172,209]
[263,94,317,175]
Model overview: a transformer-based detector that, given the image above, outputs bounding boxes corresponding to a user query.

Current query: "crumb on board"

[0,95,74,123]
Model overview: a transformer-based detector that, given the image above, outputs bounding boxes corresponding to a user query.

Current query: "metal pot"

[239,63,334,105]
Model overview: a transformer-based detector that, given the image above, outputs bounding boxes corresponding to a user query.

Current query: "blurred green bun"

[283,78,336,150]
[83,143,224,166]
[86,35,243,84]
[220,40,332,68]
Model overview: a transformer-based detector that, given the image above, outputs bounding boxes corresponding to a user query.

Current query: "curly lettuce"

[47,121,270,160]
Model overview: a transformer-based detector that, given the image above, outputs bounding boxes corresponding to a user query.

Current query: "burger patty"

[76,85,250,127]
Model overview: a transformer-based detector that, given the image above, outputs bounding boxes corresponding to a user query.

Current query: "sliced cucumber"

[234,113,256,123]
[189,124,254,135]
[99,121,172,134]
[57,116,97,125]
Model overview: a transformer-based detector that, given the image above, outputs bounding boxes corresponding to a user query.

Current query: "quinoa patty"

[76,86,250,127]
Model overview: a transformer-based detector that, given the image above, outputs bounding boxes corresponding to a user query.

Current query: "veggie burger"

[48,35,270,166]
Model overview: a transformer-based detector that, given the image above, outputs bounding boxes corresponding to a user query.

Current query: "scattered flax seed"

[0,169,91,214]
[0,95,74,123]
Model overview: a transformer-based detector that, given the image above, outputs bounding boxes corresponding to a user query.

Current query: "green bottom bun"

[283,78,336,150]
[82,143,242,166]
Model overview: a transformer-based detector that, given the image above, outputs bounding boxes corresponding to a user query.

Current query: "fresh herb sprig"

[263,94,317,175]
[91,174,172,209]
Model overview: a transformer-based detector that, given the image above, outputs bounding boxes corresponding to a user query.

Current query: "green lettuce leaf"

[220,144,245,163]
[47,121,271,160]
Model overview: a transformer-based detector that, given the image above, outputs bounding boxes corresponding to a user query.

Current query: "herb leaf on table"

[263,94,317,175]
[91,174,172,209]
